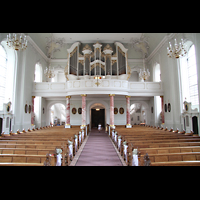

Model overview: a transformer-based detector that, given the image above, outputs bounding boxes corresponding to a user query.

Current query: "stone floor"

[75,128,124,166]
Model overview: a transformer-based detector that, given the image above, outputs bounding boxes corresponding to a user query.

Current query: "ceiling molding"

[128,59,143,64]
[27,35,48,62]
[27,33,177,64]
[146,33,177,62]
[51,58,68,63]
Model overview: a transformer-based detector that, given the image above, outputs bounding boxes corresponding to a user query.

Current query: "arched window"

[154,63,161,82]
[34,62,42,82]
[0,45,7,110]
[180,43,199,110]
[50,103,66,125]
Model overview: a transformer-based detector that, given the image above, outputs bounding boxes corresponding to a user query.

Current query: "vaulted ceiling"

[28,33,168,59]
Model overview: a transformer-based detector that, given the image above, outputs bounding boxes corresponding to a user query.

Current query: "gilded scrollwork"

[79,60,84,65]
[112,59,117,65]
[118,46,126,57]
[112,52,117,57]
[79,53,84,57]
[70,46,77,57]
[66,41,129,78]
[103,44,113,51]
[83,44,92,51]
[127,64,131,80]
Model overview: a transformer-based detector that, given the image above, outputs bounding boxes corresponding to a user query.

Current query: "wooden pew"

[151,161,200,166]
[114,125,200,166]
[0,125,89,166]
[0,154,54,165]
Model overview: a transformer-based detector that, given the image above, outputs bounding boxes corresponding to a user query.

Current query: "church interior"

[0,33,200,166]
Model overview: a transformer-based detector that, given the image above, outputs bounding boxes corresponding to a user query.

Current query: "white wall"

[147,33,200,134]
[1,33,199,134]
[0,33,48,132]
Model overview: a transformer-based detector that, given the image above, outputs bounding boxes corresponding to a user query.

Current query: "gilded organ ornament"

[65,41,129,80]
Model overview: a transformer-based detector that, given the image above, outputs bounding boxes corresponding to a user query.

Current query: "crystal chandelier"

[44,33,56,79]
[6,33,28,51]
[167,38,187,59]
[139,68,150,81]
[139,55,150,81]
[44,65,55,78]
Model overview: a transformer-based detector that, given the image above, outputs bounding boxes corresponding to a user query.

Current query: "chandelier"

[44,65,55,78]
[139,55,150,81]
[6,33,28,51]
[139,68,150,81]
[167,38,187,59]
[44,33,56,79]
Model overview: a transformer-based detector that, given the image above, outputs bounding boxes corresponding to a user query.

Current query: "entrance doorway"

[192,116,199,135]
[91,109,105,128]
[0,118,2,134]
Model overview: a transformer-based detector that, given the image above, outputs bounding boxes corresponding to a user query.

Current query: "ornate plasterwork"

[130,33,150,58]
[131,65,144,73]
[103,44,113,51]
[46,36,65,58]
[83,44,92,51]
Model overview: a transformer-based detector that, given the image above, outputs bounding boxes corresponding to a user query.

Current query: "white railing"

[32,79,163,97]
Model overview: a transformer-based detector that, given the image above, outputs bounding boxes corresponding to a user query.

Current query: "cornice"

[27,35,48,62]
[146,33,177,62]
[27,33,178,64]
[51,58,68,63]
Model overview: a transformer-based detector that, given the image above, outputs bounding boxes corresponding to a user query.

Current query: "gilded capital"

[66,96,71,99]
[125,96,131,98]
[109,94,115,97]
[81,94,87,97]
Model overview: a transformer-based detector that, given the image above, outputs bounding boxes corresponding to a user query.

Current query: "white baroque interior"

[0,33,199,135]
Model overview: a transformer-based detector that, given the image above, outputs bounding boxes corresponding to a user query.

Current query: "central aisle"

[75,129,123,166]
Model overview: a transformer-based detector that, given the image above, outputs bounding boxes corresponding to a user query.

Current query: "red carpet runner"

[75,128,123,166]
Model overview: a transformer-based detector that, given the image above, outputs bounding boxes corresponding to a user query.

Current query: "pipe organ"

[65,41,130,80]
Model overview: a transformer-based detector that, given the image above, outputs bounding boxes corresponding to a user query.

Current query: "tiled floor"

[75,129,123,166]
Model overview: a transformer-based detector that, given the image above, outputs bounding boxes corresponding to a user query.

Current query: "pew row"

[109,125,200,166]
[0,125,89,166]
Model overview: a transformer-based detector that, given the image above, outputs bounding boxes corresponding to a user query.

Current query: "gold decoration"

[83,44,92,51]
[70,46,77,57]
[118,46,125,57]
[79,53,84,57]
[90,63,105,71]
[127,64,131,80]
[103,44,113,51]
[105,54,112,61]
[84,54,91,60]
[95,81,101,86]
[112,52,117,57]
[79,59,84,65]
[112,59,117,65]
